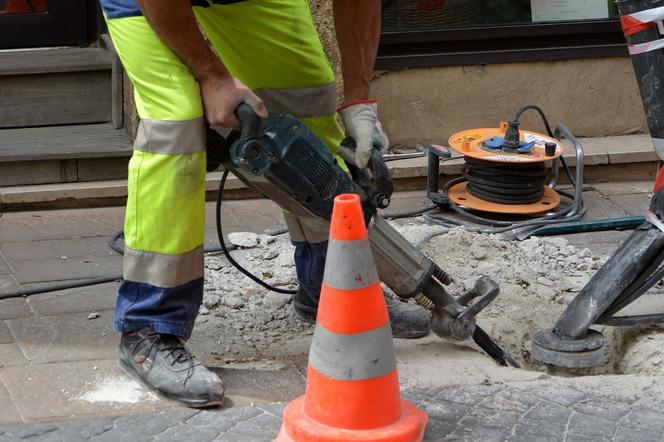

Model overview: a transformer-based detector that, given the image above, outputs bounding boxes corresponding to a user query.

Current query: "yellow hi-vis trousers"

[106,0,343,338]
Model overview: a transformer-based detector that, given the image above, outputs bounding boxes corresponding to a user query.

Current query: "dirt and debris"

[199,234,310,358]
[199,219,664,377]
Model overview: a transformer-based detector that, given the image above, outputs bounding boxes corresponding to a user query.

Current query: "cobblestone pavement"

[1,377,663,441]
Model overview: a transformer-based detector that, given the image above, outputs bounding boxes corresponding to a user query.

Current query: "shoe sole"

[392,330,430,339]
[293,305,316,324]
[117,359,223,409]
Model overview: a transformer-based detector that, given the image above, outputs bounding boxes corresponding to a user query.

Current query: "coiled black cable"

[463,157,546,205]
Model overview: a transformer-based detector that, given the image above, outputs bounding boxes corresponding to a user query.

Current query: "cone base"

[275,396,428,442]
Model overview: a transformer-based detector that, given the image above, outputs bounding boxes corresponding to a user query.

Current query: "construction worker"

[100,0,430,407]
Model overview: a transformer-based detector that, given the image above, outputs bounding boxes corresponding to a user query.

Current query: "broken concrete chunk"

[228,232,260,248]
[264,292,292,309]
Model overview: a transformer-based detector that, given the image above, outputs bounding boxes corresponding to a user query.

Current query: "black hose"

[381,204,438,220]
[216,169,296,295]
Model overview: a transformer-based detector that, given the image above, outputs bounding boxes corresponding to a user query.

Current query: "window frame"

[0,0,101,49]
[376,19,628,69]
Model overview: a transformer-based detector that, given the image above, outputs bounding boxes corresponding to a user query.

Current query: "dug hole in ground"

[191,217,664,396]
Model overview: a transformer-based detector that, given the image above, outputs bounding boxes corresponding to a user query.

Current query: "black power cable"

[463,157,547,205]
[216,169,297,295]
[0,275,122,300]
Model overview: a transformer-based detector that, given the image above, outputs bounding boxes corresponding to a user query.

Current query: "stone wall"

[371,58,648,147]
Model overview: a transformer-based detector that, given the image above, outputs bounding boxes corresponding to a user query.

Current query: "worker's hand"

[338,100,389,169]
[200,75,267,130]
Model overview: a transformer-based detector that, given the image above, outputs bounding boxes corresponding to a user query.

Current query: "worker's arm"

[333,0,388,169]
[136,0,266,128]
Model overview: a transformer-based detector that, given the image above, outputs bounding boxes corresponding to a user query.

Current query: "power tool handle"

[234,102,261,140]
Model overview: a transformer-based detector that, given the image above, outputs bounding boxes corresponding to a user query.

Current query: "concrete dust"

[78,376,158,404]
[200,220,664,384]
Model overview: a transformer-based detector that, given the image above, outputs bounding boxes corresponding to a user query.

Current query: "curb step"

[0,134,658,210]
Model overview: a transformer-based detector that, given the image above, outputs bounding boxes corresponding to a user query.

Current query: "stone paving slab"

[0,237,119,263]
[0,360,176,422]
[0,344,27,369]
[0,275,18,293]
[0,209,121,243]
[0,299,31,321]
[26,283,118,317]
[11,256,121,285]
[5,311,116,364]
[1,378,663,441]
[0,255,10,274]
[0,322,13,345]
[590,180,653,196]
[0,379,21,424]
[607,193,653,217]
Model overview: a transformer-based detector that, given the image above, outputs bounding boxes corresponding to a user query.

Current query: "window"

[0,0,102,49]
[378,0,626,69]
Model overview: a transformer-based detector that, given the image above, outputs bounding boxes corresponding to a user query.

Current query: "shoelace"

[132,331,198,384]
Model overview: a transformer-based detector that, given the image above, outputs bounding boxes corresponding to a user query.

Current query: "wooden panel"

[0,71,112,128]
[77,157,129,182]
[0,48,111,76]
[0,160,77,187]
[0,124,132,163]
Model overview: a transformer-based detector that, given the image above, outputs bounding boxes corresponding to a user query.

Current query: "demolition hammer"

[211,103,519,368]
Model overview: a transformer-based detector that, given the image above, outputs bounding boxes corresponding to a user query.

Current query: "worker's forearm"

[333,0,381,105]
[136,0,228,82]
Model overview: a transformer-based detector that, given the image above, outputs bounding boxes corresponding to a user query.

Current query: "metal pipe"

[553,226,664,339]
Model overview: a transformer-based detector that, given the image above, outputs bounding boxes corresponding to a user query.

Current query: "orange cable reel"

[447,121,564,215]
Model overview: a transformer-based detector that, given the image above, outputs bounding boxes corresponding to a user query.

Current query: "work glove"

[338,101,389,169]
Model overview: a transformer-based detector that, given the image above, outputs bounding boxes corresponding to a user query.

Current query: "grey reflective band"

[653,138,664,161]
[134,118,206,155]
[323,239,379,290]
[255,83,337,119]
[123,245,204,288]
[309,323,396,381]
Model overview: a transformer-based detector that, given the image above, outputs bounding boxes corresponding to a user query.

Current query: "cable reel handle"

[234,102,262,140]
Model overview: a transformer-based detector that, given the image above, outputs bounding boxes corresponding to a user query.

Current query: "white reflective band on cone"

[308,322,397,381]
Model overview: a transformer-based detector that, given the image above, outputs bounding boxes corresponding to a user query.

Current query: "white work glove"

[338,101,389,169]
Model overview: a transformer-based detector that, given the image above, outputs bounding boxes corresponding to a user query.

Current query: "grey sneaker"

[293,286,318,324]
[117,327,224,408]
[384,292,431,339]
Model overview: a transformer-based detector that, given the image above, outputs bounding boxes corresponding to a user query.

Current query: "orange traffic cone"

[276,193,428,442]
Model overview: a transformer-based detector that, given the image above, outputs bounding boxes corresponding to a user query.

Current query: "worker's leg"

[195,0,340,320]
[195,1,430,335]
[103,14,223,406]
